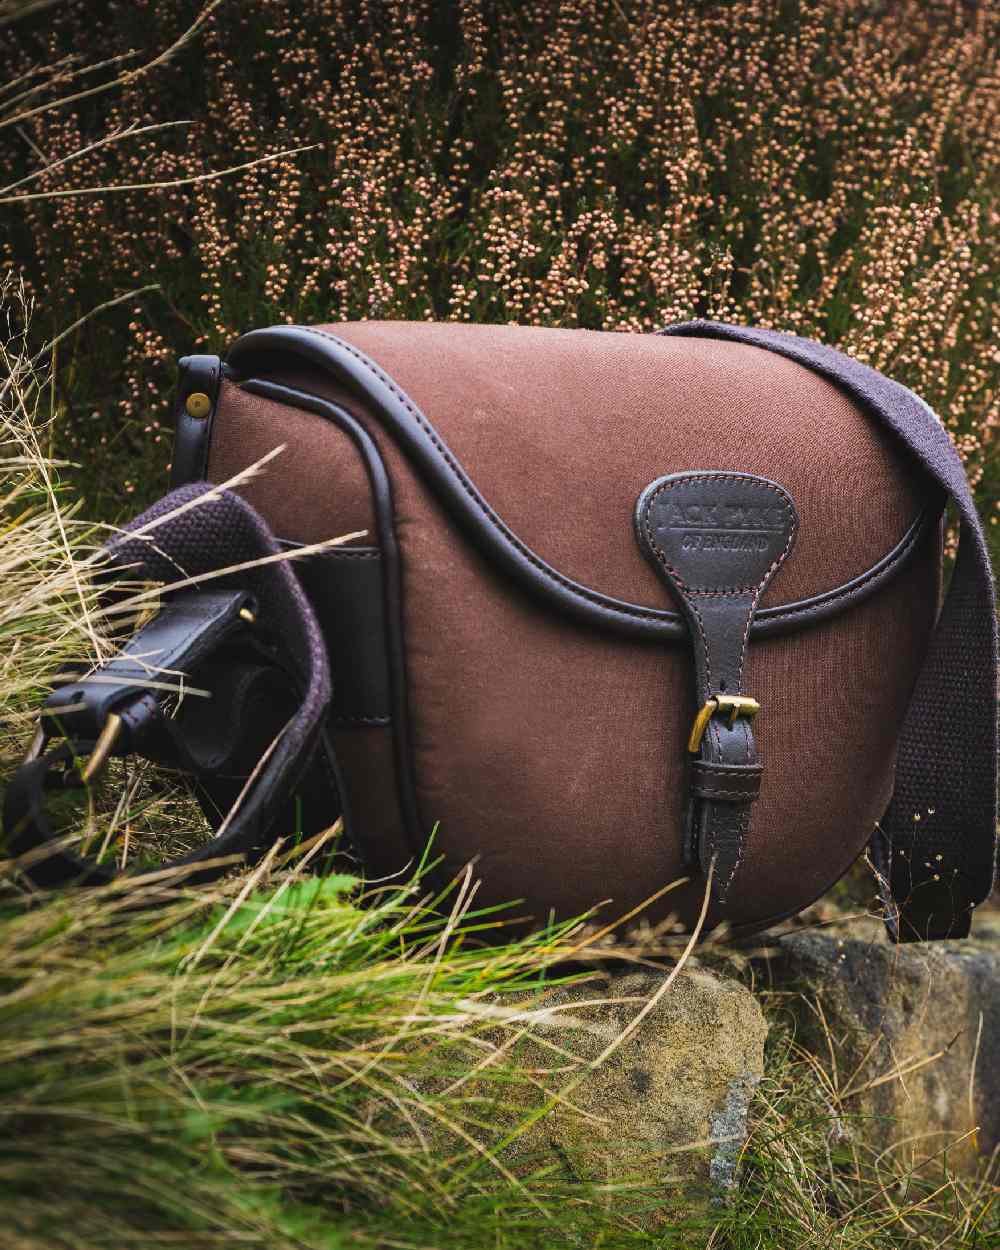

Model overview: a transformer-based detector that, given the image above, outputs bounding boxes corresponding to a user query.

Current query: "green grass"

[1,855,995,1249]
[0,855,607,1250]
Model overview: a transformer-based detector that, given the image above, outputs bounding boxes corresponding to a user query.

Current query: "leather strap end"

[690,760,763,803]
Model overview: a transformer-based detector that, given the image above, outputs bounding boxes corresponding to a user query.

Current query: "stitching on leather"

[693,764,762,781]
[693,761,763,774]
[738,605,755,690]
[642,472,796,596]
[687,594,712,690]
[643,473,794,690]
[640,489,714,684]
[763,513,925,623]
[709,715,721,757]
[688,588,757,597]
[284,546,380,562]
[741,713,752,764]
[280,327,924,638]
[724,811,749,891]
[693,787,760,800]
[641,473,791,692]
[695,780,759,790]
[693,774,760,789]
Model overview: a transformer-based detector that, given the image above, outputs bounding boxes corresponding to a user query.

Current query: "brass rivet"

[185,391,212,419]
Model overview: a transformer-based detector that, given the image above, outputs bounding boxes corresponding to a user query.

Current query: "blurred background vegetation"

[0,0,997,551]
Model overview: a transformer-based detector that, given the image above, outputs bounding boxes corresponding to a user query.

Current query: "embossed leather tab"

[635,471,799,900]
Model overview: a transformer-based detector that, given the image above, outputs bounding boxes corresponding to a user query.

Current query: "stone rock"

[495,968,768,1205]
[764,913,1000,1173]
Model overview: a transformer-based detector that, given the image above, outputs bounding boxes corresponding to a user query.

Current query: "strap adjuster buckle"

[687,695,761,754]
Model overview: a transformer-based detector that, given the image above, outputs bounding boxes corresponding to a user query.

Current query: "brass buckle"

[21,712,124,784]
[687,695,761,754]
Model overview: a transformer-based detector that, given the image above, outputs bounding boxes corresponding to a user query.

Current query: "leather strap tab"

[636,471,799,898]
[690,760,763,803]
[169,354,221,488]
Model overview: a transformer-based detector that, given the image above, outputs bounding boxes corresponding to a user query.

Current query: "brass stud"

[185,391,212,419]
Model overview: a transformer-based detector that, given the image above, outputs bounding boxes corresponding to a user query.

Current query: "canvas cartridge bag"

[6,320,998,943]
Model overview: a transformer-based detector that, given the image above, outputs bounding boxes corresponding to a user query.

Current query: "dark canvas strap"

[4,483,334,887]
[662,321,999,941]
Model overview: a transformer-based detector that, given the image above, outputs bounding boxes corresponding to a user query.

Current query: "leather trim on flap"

[223,325,941,644]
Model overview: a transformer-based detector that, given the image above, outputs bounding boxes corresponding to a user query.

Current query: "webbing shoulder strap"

[661,321,998,941]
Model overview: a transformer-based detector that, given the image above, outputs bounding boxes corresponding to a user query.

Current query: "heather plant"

[0,0,996,545]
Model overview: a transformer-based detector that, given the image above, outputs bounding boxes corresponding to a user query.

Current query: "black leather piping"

[239,378,424,856]
[225,326,940,643]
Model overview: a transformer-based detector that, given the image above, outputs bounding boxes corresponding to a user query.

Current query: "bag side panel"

[206,378,414,882]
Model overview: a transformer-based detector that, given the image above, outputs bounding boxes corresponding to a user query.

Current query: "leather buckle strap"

[24,589,256,780]
[636,470,799,902]
[689,760,763,804]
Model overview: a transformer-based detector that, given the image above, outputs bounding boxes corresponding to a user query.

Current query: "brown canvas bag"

[6,321,997,944]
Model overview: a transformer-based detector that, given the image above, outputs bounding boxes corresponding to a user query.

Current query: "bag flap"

[224,321,941,639]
